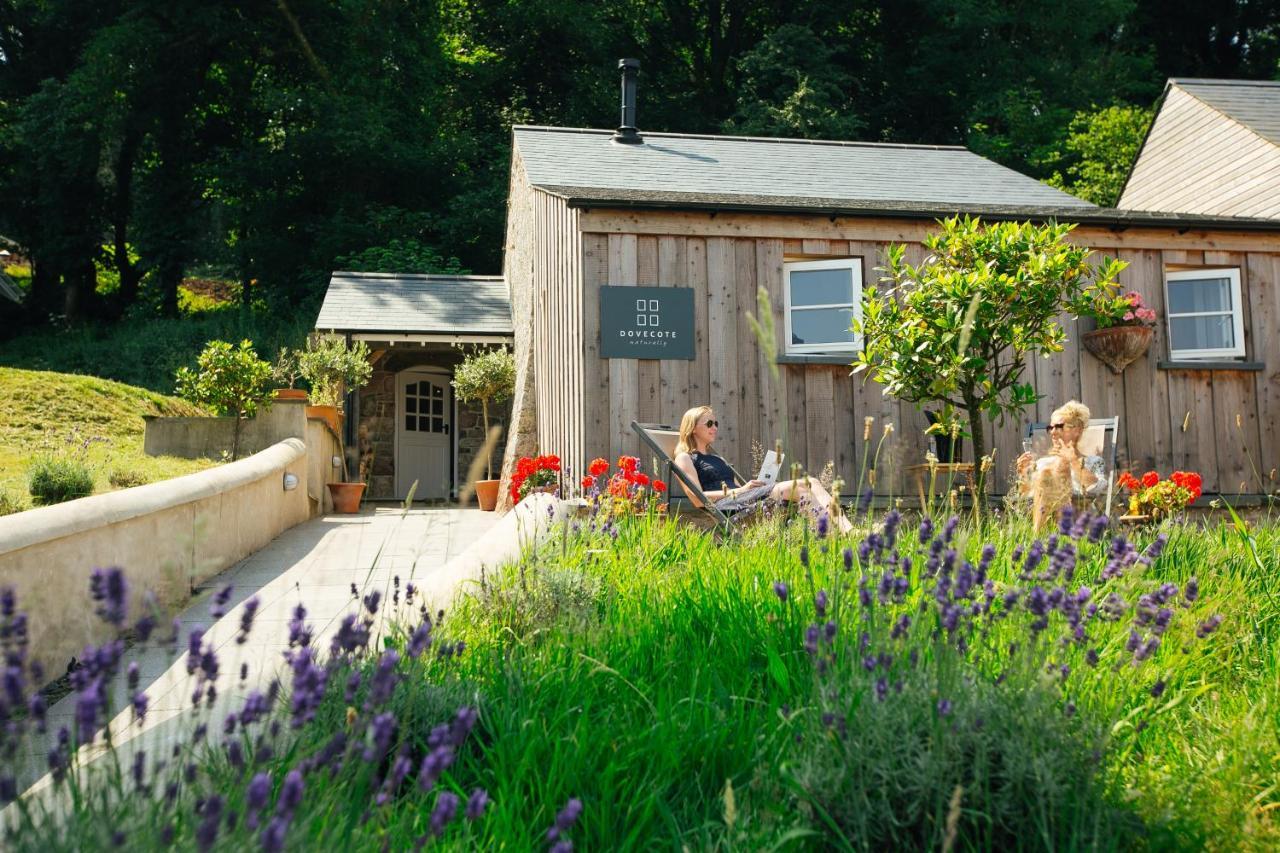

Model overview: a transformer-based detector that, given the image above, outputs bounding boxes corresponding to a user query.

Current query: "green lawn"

[8,505,1276,850]
[0,366,217,510]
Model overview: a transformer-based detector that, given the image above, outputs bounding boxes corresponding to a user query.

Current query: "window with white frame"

[783,258,863,354]
[1164,268,1246,360]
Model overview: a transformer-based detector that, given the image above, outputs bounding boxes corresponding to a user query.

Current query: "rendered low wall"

[0,439,310,680]
[143,398,308,459]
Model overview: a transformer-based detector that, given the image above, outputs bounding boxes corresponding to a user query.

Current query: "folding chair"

[1024,417,1121,517]
[631,421,749,533]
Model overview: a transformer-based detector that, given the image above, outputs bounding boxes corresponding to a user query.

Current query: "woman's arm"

[673,453,736,508]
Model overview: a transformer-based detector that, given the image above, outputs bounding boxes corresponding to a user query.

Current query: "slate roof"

[315,272,512,336]
[1173,78,1280,147]
[513,125,1095,212]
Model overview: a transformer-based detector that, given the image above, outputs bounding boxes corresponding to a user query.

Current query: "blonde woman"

[1016,400,1106,528]
[672,406,852,533]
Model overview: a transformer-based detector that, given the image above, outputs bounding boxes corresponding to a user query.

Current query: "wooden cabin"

[1120,78,1280,219]
[500,124,1280,503]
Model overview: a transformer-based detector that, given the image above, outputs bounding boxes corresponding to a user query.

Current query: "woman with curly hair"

[1016,400,1106,529]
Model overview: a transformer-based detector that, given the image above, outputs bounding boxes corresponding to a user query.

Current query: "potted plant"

[1117,469,1201,522]
[509,454,561,504]
[298,335,372,437]
[272,347,308,401]
[1073,287,1158,374]
[175,339,274,461]
[451,347,516,511]
[924,407,966,463]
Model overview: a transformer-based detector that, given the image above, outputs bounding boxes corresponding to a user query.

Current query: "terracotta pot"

[275,388,308,401]
[327,482,366,513]
[306,404,343,436]
[1081,325,1153,374]
[474,479,500,512]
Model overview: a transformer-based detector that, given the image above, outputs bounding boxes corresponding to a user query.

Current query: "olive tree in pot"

[175,339,275,461]
[451,347,516,511]
[298,335,373,512]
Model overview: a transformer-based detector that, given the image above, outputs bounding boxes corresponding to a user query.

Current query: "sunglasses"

[702,419,719,428]
[1047,423,1070,431]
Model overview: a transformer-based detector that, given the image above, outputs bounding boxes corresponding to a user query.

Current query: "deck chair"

[1024,417,1121,517]
[631,421,749,532]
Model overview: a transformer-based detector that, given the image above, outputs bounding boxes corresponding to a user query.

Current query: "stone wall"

[356,350,512,501]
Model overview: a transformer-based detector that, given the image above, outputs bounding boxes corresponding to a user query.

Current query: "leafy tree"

[1046,105,1152,205]
[726,24,863,140]
[175,339,274,460]
[297,336,372,410]
[335,239,466,275]
[451,347,516,480]
[853,217,1125,493]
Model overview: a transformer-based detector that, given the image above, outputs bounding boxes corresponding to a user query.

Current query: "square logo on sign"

[636,314,647,326]
[648,299,660,327]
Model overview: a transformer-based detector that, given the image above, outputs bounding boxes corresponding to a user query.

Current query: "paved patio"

[14,505,501,793]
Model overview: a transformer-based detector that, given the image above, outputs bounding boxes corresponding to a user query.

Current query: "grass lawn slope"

[0,366,217,507]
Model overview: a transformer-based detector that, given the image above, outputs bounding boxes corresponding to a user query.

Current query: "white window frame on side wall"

[1164,267,1246,361]
[783,257,864,355]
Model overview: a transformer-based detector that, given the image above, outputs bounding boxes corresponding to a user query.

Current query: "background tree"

[1046,105,1153,205]
[853,217,1126,492]
[451,347,517,481]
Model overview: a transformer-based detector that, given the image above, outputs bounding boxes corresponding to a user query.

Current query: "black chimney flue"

[614,59,642,144]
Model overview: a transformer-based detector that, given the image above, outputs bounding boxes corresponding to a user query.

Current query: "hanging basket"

[1081,325,1153,374]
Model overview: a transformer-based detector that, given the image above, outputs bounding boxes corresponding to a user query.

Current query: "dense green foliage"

[1,1,1276,331]
[855,217,1126,468]
[1046,105,1154,205]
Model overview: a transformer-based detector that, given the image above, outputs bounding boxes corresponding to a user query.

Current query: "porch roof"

[315,272,512,337]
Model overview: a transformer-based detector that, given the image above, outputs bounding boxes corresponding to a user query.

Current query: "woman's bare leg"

[772,477,853,533]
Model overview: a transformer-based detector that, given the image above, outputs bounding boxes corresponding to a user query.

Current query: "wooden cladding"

[526,208,1280,497]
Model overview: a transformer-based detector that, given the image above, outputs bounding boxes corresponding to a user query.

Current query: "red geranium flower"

[588,457,609,477]
[581,475,596,490]
[617,455,638,473]
[1141,471,1159,488]
[653,480,667,493]
[632,472,650,488]
[1118,472,1140,491]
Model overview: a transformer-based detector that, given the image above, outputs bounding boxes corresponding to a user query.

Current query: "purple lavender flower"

[288,604,311,648]
[816,513,830,539]
[772,582,788,603]
[277,769,304,816]
[287,648,329,728]
[1088,513,1109,542]
[0,588,12,618]
[211,584,233,619]
[842,547,853,571]
[196,794,224,850]
[1135,636,1160,661]
[814,589,828,617]
[364,712,397,762]
[803,624,820,655]
[937,698,953,717]
[367,650,401,708]
[799,545,810,567]
[417,744,456,792]
[89,567,128,626]
[1150,679,1167,698]
[1085,648,1100,667]
[890,613,911,639]
[132,691,148,721]
[430,790,460,835]
[1058,505,1075,536]
[246,772,271,827]
[1196,614,1224,638]
[134,613,156,644]
[874,677,888,701]
[363,590,382,616]
[548,798,583,841]
[918,517,934,544]
[942,516,959,544]
[1184,577,1199,604]
[465,788,490,820]
[228,739,245,770]
[260,816,291,853]
[76,678,103,742]
[237,597,259,644]
[407,621,433,658]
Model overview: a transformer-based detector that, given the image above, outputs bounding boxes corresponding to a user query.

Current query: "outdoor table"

[906,462,976,508]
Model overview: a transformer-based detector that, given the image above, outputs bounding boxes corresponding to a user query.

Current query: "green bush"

[27,455,95,505]
[297,335,372,409]
[108,468,150,489]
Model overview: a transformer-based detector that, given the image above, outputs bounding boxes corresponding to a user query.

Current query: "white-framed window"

[1164,268,1246,360]
[783,258,863,354]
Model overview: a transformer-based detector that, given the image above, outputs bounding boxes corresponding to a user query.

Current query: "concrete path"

[13,505,502,794]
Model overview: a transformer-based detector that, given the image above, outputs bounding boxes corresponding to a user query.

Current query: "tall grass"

[3,506,1276,849]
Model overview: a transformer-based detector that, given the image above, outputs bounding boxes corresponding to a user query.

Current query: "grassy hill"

[0,367,218,511]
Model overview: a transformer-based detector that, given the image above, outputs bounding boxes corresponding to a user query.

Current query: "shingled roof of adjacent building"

[513,125,1096,213]
[1171,78,1280,147]
[315,272,512,336]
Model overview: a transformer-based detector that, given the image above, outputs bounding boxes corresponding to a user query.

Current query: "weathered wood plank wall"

[529,211,1278,498]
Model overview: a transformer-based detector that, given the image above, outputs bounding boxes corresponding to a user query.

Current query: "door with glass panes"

[395,367,451,500]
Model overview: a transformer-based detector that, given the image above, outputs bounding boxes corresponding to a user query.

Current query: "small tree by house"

[853,216,1125,494]
[451,347,516,481]
[175,339,274,460]
[297,336,372,409]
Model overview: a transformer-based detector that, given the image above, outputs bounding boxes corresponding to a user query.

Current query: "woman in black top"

[672,405,852,533]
